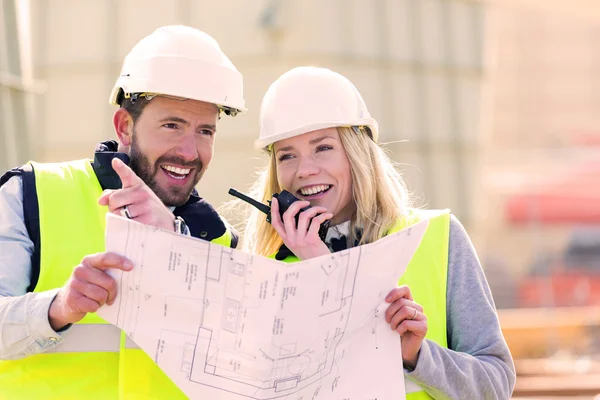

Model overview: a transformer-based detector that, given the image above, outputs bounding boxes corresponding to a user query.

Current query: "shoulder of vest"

[1,164,31,187]
[1,163,41,292]
[396,208,450,227]
[29,159,94,173]
[375,209,451,239]
[174,198,238,248]
[409,208,451,220]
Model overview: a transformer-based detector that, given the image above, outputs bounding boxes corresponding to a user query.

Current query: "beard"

[128,132,204,207]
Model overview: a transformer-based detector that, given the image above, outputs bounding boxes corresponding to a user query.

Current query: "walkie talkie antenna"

[228,188,271,216]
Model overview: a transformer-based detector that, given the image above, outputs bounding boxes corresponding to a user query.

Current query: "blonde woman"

[242,67,515,400]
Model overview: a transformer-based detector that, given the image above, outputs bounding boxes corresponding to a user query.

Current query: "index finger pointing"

[112,157,142,188]
[81,252,134,271]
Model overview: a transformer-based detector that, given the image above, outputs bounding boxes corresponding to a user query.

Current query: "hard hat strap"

[122,91,234,117]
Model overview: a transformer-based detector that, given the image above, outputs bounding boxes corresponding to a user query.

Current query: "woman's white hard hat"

[256,66,378,149]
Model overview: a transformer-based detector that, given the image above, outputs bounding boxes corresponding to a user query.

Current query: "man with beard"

[0,25,245,399]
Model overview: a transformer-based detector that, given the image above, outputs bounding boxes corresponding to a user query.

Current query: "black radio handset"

[228,188,330,241]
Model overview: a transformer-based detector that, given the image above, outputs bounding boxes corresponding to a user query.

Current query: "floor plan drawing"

[99,213,430,399]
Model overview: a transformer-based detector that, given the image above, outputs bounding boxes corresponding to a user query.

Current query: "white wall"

[26,0,486,226]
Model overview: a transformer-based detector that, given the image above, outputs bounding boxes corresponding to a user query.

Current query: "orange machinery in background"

[505,163,600,309]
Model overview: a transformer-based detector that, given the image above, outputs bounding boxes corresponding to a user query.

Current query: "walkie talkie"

[228,188,330,241]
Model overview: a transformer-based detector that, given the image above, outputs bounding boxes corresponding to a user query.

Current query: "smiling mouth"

[161,165,192,180]
[299,184,331,196]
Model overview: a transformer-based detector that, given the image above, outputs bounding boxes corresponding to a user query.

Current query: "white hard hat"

[109,25,245,116]
[256,66,378,149]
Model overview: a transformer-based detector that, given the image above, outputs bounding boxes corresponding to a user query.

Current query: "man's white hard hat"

[109,25,245,116]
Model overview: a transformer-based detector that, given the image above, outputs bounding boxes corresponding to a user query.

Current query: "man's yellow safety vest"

[274,210,451,400]
[0,159,233,400]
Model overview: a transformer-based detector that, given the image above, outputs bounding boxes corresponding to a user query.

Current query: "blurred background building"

[2,0,600,397]
[1,0,487,221]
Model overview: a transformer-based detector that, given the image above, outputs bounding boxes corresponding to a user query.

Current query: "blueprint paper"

[98,213,428,400]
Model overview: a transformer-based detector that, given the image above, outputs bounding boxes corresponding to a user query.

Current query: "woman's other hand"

[385,285,428,369]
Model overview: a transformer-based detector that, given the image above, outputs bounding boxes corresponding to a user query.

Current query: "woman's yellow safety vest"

[0,159,232,400]
[274,210,450,400]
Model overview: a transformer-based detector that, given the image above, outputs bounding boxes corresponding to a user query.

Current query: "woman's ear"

[113,108,134,147]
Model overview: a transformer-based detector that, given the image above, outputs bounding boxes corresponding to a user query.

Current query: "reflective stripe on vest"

[46,324,121,353]
[273,210,450,399]
[39,322,140,354]
[405,378,424,394]
[0,159,230,399]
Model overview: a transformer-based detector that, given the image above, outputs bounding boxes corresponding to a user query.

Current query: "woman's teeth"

[300,185,330,196]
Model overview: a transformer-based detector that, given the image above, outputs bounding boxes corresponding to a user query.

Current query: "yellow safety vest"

[274,210,450,400]
[0,159,232,400]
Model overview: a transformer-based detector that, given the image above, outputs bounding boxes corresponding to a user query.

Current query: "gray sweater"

[405,215,516,399]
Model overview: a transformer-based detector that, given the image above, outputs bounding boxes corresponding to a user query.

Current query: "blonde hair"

[241,127,411,256]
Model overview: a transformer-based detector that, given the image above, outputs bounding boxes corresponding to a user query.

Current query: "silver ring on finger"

[121,205,133,219]
[410,307,418,320]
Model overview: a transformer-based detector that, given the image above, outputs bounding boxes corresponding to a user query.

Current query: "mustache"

[156,156,203,171]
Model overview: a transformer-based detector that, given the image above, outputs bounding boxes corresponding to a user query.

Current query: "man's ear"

[113,108,133,147]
